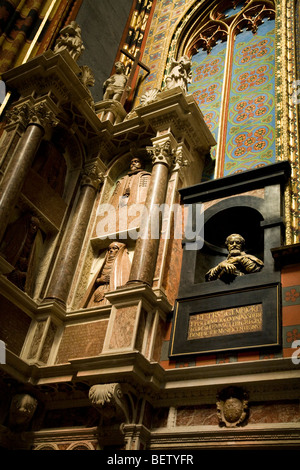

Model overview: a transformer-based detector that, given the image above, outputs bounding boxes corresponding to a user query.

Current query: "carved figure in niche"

[53,21,85,62]
[32,132,67,197]
[110,156,151,208]
[205,233,263,282]
[165,55,192,93]
[96,156,151,237]
[8,394,38,431]
[103,61,131,102]
[1,213,43,294]
[81,242,131,308]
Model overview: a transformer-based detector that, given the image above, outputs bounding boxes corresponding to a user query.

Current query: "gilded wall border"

[275,0,300,244]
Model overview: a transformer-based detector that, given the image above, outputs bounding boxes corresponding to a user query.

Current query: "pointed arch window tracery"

[171,0,276,178]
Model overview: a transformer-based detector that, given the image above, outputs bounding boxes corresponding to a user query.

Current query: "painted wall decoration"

[189,41,227,167]
[224,21,276,175]
[188,9,276,178]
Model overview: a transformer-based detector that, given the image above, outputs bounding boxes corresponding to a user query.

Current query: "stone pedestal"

[128,135,176,286]
[102,284,171,357]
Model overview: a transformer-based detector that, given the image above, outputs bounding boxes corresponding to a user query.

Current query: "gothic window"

[176,0,276,178]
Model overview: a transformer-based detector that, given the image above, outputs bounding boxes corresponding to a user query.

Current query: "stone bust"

[205,233,264,282]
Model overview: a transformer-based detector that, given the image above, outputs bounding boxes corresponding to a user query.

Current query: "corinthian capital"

[146,139,175,168]
[5,100,58,130]
[28,101,58,129]
[81,162,104,191]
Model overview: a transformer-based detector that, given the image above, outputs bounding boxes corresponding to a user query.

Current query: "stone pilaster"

[44,161,103,306]
[128,134,177,287]
[0,99,58,243]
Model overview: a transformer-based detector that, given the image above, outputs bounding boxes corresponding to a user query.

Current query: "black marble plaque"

[169,284,281,357]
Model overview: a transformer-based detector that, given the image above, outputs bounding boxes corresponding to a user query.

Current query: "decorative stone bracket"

[89,383,131,425]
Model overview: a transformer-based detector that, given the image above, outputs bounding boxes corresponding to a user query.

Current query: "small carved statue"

[79,65,95,106]
[205,233,264,282]
[1,213,42,294]
[103,61,131,101]
[82,242,131,308]
[95,156,151,237]
[8,394,38,431]
[54,21,85,62]
[164,55,192,93]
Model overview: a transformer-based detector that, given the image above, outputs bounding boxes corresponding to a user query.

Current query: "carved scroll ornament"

[89,383,129,424]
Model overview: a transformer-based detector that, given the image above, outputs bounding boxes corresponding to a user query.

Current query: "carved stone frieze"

[216,386,249,428]
[89,383,130,424]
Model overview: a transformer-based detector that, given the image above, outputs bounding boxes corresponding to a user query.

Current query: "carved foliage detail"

[89,383,130,424]
[81,163,104,191]
[146,140,175,168]
[5,101,58,129]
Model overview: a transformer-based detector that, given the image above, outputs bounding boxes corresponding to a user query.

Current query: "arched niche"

[74,149,152,310]
[195,196,265,283]
[105,148,152,200]
[90,148,152,250]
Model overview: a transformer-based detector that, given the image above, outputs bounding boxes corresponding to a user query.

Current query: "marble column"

[128,137,175,287]
[0,101,56,243]
[45,162,103,305]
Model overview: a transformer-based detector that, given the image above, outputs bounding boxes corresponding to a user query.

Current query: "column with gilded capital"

[128,135,176,287]
[0,100,58,243]
[45,162,103,306]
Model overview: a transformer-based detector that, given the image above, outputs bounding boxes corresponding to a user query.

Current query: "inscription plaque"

[169,284,280,357]
[188,304,263,340]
